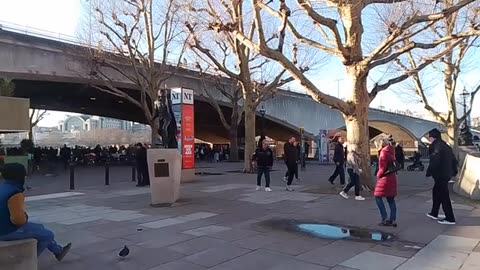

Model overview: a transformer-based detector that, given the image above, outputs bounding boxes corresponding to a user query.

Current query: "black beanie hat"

[0,163,27,182]
[428,128,441,139]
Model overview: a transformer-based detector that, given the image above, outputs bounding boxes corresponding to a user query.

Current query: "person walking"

[253,140,274,192]
[283,136,298,191]
[303,140,310,168]
[339,145,366,200]
[426,128,457,225]
[135,143,149,187]
[328,135,346,185]
[0,163,71,261]
[374,136,398,227]
[283,141,301,182]
[395,143,405,170]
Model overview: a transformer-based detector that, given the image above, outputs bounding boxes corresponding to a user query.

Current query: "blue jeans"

[345,169,360,196]
[0,222,62,256]
[257,166,271,187]
[375,196,397,222]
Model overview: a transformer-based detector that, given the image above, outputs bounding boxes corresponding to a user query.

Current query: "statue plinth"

[147,148,181,206]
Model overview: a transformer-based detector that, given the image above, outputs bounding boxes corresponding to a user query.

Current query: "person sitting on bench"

[0,163,71,261]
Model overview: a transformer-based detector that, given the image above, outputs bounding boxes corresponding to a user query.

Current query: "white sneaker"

[339,191,349,199]
[286,186,294,192]
[265,187,272,192]
[438,219,456,225]
[296,178,302,182]
[256,186,261,191]
[355,196,366,201]
[427,213,446,220]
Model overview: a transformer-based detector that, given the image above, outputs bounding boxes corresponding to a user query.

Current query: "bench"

[0,239,37,270]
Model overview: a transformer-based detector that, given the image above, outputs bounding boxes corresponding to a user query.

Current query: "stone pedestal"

[181,168,196,183]
[0,239,37,270]
[454,152,480,200]
[147,149,181,206]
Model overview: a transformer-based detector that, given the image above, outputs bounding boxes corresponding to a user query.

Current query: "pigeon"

[118,245,130,258]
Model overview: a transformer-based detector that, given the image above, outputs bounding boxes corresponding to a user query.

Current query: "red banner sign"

[181,103,195,169]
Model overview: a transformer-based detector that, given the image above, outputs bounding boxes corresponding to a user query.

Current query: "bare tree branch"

[459,84,480,123]
[369,37,466,101]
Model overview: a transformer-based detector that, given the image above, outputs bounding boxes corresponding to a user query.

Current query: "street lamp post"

[259,106,266,143]
[459,87,473,146]
[460,87,470,126]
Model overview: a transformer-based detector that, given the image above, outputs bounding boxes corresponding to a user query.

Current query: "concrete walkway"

[19,162,480,269]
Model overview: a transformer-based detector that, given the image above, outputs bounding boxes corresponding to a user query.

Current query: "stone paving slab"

[183,244,251,268]
[210,249,329,270]
[296,240,375,267]
[183,225,231,236]
[167,236,229,256]
[20,163,480,270]
[426,235,479,253]
[460,252,480,270]
[148,260,207,270]
[339,251,407,270]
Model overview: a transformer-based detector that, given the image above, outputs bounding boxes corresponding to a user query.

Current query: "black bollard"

[131,163,136,182]
[69,162,75,190]
[105,161,110,186]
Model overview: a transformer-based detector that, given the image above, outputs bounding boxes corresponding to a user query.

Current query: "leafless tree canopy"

[83,0,187,127]
[209,0,480,115]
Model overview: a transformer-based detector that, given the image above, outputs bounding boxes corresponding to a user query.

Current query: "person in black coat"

[253,141,274,192]
[426,128,458,225]
[284,136,298,191]
[328,135,346,185]
[395,143,405,169]
[135,143,149,187]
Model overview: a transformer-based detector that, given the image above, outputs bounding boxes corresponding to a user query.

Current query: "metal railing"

[0,20,84,46]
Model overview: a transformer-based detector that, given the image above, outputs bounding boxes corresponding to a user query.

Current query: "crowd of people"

[252,128,459,226]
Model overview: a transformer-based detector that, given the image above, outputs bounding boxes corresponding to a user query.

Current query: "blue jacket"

[0,181,25,236]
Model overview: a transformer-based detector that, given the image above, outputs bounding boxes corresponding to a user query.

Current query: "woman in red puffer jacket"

[374,136,398,227]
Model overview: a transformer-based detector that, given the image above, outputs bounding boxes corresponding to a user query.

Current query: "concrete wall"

[0,96,29,132]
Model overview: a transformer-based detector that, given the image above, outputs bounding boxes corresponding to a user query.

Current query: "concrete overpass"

[0,28,444,145]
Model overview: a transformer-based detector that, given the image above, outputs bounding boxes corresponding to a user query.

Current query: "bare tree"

[212,0,480,185]
[183,0,303,172]
[395,1,480,156]
[29,109,48,141]
[198,67,244,162]
[85,0,186,144]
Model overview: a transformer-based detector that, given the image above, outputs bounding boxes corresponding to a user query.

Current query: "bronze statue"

[153,89,178,149]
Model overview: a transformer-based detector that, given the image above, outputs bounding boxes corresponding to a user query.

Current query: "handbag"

[383,160,401,176]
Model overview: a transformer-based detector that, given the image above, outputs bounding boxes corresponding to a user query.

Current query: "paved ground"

[20,161,480,269]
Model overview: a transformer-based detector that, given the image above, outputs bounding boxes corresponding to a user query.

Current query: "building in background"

[58,115,137,133]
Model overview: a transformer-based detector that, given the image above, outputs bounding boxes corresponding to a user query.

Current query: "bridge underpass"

[11,78,302,144]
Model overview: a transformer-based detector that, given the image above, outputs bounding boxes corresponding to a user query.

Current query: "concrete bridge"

[0,29,444,145]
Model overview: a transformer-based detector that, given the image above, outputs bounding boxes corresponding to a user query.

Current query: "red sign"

[181,104,195,169]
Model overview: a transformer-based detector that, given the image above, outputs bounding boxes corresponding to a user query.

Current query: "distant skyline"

[1,0,479,128]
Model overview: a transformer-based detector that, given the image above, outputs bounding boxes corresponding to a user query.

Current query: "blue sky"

[0,0,478,127]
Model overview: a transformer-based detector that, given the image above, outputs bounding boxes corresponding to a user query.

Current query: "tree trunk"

[243,102,256,172]
[446,122,459,158]
[229,123,240,162]
[150,120,159,147]
[344,70,372,187]
[28,128,34,142]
